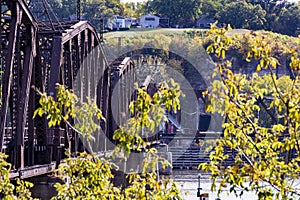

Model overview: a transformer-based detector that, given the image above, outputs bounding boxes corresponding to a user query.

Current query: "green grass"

[104,28,204,38]
[103,28,254,39]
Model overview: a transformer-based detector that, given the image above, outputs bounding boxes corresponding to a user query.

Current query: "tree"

[121,2,137,17]
[148,0,201,27]
[58,0,77,19]
[275,4,300,36]
[83,0,123,30]
[121,2,148,18]
[200,23,300,199]
[0,153,35,200]
[34,80,183,199]
[52,152,121,199]
[217,1,266,30]
[52,150,182,200]
[246,0,294,31]
[199,0,223,18]
[45,0,122,30]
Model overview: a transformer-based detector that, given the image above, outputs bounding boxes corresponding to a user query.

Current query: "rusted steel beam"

[96,46,109,140]
[78,30,86,101]
[0,2,22,152]
[108,57,136,139]
[118,57,134,75]
[40,21,104,154]
[73,35,80,78]
[33,34,47,152]
[142,75,152,88]
[119,73,123,126]
[61,21,100,45]
[45,36,63,164]
[27,81,35,166]
[83,30,90,99]
[90,35,96,99]
[16,25,36,169]
[10,162,56,179]
[102,68,110,137]
[48,36,62,96]
[16,0,38,28]
[0,0,112,175]
[130,62,136,102]
[65,40,73,89]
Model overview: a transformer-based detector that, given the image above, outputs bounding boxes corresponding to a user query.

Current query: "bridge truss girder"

[0,0,138,179]
[0,0,37,170]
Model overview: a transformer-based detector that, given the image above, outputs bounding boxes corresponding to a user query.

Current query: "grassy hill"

[104,28,202,38]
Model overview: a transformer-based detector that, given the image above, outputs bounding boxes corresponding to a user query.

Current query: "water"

[171,170,257,200]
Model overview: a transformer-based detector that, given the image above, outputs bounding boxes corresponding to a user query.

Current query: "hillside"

[104,28,200,38]
[103,27,300,80]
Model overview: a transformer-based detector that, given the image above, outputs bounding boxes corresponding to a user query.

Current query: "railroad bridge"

[0,0,220,182]
[0,0,139,179]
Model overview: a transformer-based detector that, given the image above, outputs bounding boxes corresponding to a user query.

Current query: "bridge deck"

[10,162,56,179]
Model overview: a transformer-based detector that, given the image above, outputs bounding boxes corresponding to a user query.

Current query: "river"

[171,170,257,200]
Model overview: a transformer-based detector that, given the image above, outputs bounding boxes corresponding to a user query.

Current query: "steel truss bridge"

[0,0,138,179]
[0,1,223,181]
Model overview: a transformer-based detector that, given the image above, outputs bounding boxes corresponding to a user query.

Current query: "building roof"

[197,15,214,22]
[141,14,159,18]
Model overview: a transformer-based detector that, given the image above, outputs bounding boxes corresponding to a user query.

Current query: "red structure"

[0,0,138,179]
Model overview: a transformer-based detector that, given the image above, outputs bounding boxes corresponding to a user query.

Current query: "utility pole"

[99,18,104,43]
[197,174,202,200]
[77,0,81,21]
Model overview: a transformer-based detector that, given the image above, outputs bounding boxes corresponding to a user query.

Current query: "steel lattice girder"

[0,0,37,170]
[0,0,137,178]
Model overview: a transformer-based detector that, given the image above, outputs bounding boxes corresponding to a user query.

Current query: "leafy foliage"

[52,150,183,200]
[148,0,201,27]
[124,149,183,200]
[33,79,183,199]
[246,0,293,31]
[275,4,300,36]
[200,23,300,199]
[217,1,266,30]
[47,0,122,30]
[199,0,223,18]
[47,0,300,36]
[34,84,104,146]
[0,153,35,200]
[121,2,148,18]
[113,79,183,155]
[52,152,121,200]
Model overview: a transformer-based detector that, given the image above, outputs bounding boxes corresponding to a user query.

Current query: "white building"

[139,14,160,28]
[106,16,136,30]
[125,17,137,28]
[114,16,126,30]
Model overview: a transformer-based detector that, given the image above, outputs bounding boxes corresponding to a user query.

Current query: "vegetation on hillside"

[200,23,300,199]
[104,33,212,95]
[108,0,298,36]
[105,27,300,78]
[47,0,123,30]
[47,0,300,36]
